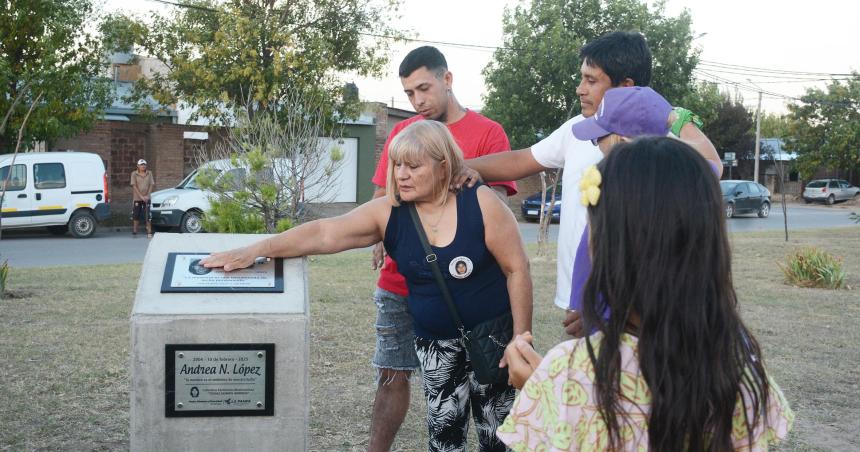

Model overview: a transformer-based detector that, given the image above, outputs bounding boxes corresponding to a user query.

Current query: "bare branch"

[194,87,344,232]
[0,81,32,136]
[1,91,45,241]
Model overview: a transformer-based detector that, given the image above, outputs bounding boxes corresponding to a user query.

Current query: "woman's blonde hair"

[386,120,465,206]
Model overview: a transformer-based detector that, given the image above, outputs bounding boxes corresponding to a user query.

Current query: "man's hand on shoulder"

[451,165,483,191]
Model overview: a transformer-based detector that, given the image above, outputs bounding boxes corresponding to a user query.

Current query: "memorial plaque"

[161,252,284,293]
[165,344,275,417]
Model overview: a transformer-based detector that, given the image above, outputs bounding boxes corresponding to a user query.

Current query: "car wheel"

[826,194,835,205]
[758,201,770,218]
[804,198,812,204]
[47,225,68,236]
[69,211,96,238]
[180,210,203,233]
[725,203,734,218]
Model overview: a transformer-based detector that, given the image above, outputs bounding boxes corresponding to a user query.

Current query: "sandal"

[147,233,153,239]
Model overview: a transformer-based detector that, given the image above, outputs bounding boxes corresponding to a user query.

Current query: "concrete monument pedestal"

[130,233,308,451]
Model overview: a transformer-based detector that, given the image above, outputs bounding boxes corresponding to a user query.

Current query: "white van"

[0,151,110,238]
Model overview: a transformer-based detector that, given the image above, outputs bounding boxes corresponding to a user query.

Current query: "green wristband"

[671,107,703,136]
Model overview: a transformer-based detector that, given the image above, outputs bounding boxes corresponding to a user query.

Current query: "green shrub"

[201,198,296,234]
[778,247,847,289]
[201,198,267,233]
[275,218,294,233]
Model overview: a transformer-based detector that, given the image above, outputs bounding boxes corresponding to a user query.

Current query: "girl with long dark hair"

[497,137,793,450]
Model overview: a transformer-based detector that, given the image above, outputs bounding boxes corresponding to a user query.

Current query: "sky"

[102,0,859,116]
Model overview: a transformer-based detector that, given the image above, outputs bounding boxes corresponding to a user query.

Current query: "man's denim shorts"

[372,288,420,371]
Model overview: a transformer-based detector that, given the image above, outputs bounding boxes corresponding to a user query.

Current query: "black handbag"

[407,203,513,385]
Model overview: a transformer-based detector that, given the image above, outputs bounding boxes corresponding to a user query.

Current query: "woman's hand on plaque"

[201,247,257,272]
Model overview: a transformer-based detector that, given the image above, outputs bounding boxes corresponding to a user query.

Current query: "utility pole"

[753,90,762,183]
[748,78,763,184]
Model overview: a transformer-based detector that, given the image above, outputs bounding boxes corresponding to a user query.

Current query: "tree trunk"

[537,169,562,257]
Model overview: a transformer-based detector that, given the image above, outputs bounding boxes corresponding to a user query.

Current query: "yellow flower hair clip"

[579,165,602,207]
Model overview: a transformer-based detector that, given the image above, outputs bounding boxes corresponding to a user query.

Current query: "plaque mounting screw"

[256,401,263,408]
[177,403,184,409]
[178,352,184,359]
[257,352,264,358]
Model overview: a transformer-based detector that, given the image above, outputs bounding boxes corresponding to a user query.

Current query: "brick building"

[49,121,225,213]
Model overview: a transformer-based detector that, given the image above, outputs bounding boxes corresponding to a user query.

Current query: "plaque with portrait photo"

[160,252,284,293]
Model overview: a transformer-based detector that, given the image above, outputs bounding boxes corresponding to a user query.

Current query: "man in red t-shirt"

[367,46,517,451]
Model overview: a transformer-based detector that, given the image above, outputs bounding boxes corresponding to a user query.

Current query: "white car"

[150,160,245,233]
[803,179,860,205]
[0,151,110,238]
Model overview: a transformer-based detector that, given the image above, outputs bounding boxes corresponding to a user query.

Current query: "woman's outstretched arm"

[201,197,391,271]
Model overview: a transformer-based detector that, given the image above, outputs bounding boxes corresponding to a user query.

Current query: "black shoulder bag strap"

[407,202,467,338]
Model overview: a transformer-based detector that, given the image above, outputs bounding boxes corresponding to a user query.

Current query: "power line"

[693,69,799,100]
[736,78,854,84]
[696,65,857,82]
[144,0,857,100]
[700,59,855,77]
[694,70,857,108]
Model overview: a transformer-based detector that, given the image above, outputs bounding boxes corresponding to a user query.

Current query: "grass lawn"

[1,228,858,451]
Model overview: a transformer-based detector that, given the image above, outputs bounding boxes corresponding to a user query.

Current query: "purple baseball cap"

[571,86,672,142]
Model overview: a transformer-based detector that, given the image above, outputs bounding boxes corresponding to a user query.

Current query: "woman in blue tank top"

[202,120,533,452]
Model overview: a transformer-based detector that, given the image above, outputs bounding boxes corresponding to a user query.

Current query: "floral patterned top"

[497,333,794,451]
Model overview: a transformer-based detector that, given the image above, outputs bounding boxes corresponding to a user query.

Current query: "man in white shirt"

[463,31,720,334]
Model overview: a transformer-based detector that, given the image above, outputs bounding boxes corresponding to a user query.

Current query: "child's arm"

[670,108,723,178]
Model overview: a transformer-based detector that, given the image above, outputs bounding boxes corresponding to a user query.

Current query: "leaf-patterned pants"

[415,336,516,452]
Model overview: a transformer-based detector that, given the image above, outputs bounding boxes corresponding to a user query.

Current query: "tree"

[482,0,700,148]
[701,91,755,178]
[785,75,860,181]
[107,0,403,126]
[0,0,111,153]
[680,80,722,131]
[760,112,791,139]
[194,90,344,233]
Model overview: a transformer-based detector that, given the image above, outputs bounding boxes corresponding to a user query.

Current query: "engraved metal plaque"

[160,252,284,293]
[165,344,275,417]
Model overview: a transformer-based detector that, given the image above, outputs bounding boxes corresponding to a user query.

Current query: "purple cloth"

[567,225,609,321]
[571,87,672,142]
[568,227,591,312]
[568,161,721,312]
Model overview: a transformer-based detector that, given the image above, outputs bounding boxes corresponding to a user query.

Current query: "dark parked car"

[802,179,860,205]
[521,185,562,222]
[720,180,771,218]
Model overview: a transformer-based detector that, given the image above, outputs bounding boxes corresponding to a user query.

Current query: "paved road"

[1,204,855,268]
[518,203,857,241]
